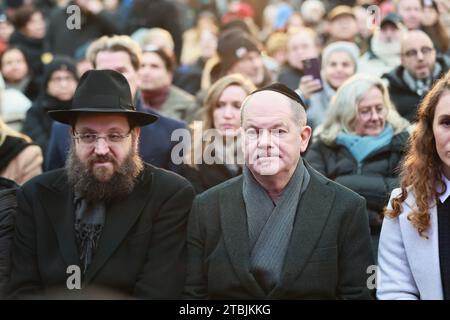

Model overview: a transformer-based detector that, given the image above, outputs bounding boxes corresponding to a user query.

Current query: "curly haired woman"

[377,70,450,300]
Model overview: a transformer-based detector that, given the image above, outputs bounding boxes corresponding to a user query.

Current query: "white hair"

[316,74,410,145]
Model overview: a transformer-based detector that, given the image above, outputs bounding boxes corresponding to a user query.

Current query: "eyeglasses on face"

[402,46,434,58]
[72,130,132,145]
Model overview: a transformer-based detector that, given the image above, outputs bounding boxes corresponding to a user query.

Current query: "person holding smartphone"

[303,41,359,130]
[277,28,321,91]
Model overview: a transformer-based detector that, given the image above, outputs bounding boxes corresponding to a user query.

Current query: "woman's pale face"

[352,86,386,136]
[324,51,356,90]
[24,12,46,39]
[421,6,438,27]
[213,85,247,136]
[433,90,450,179]
[0,49,29,83]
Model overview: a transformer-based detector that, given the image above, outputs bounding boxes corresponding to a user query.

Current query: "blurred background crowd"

[1,0,450,252]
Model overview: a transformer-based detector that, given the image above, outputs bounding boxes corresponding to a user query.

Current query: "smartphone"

[302,57,322,92]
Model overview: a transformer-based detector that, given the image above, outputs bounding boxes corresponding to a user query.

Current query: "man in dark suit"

[44,35,187,174]
[8,70,195,299]
[184,83,374,299]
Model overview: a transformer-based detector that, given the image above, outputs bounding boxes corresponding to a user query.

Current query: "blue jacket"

[44,97,187,174]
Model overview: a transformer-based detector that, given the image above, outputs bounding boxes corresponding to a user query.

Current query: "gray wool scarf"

[242,160,310,293]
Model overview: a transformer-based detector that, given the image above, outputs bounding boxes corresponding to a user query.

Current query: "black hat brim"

[48,108,159,127]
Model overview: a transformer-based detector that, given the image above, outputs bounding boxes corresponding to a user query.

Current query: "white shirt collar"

[439,174,450,203]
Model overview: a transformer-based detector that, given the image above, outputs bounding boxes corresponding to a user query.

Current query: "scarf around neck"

[242,160,310,293]
[336,125,394,163]
[403,62,442,96]
[73,194,106,274]
[141,86,170,111]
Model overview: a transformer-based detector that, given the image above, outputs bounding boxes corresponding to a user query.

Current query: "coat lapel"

[84,169,154,284]
[219,177,266,298]
[400,196,444,299]
[39,173,80,267]
[269,166,335,298]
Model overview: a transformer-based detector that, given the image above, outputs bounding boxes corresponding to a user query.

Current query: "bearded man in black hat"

[183,83,374,299]
[7,69,195,299]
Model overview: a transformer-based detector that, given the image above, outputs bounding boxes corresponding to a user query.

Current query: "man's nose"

[257,129,271,147]
[416,49,425,60]
[94,138,110,155]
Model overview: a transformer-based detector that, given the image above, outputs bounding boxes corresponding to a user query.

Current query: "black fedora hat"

[48,69,158,126]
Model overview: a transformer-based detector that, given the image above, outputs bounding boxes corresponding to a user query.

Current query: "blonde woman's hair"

[185,74,256,167]
[202,74,256,130]
[316,74,410,145]
[0,117,31,147]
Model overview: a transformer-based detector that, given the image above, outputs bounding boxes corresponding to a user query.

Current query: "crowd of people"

[0,0,450,300]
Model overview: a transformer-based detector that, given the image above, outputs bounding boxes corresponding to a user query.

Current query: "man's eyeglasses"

[402,46,434,58]
[73,131,132,145]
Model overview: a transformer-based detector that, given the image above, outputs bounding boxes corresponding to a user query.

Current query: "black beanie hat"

[217,29,260,72]
[43,56,78,89]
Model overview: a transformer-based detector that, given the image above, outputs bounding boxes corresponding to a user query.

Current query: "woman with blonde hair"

[305,74,410,252]
[0,117,42,184]
[182,74,256,193]
[377,71,450,300]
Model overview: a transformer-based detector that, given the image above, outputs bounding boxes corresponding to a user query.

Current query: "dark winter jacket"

[382,55,450,122]
[124,0,183,63]
[0,177,18,299]
[45,2,120,57]
[9,31,45,79]
[7,165,194,299]
[21,94,71,158]
[182,163,242,194]
[305,130,409,233]
[277,64,304,91]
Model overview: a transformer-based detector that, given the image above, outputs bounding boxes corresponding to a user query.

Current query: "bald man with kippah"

[183,83,374,300]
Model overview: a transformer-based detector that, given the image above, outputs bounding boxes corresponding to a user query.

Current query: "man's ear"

[299,125,312,153]
[132,127,141,150]
[133,127,141,138]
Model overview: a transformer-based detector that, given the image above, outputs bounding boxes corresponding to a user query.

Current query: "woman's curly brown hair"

[384,71,450,238]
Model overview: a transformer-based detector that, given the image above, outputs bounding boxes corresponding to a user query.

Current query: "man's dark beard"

[66,144,144,202]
